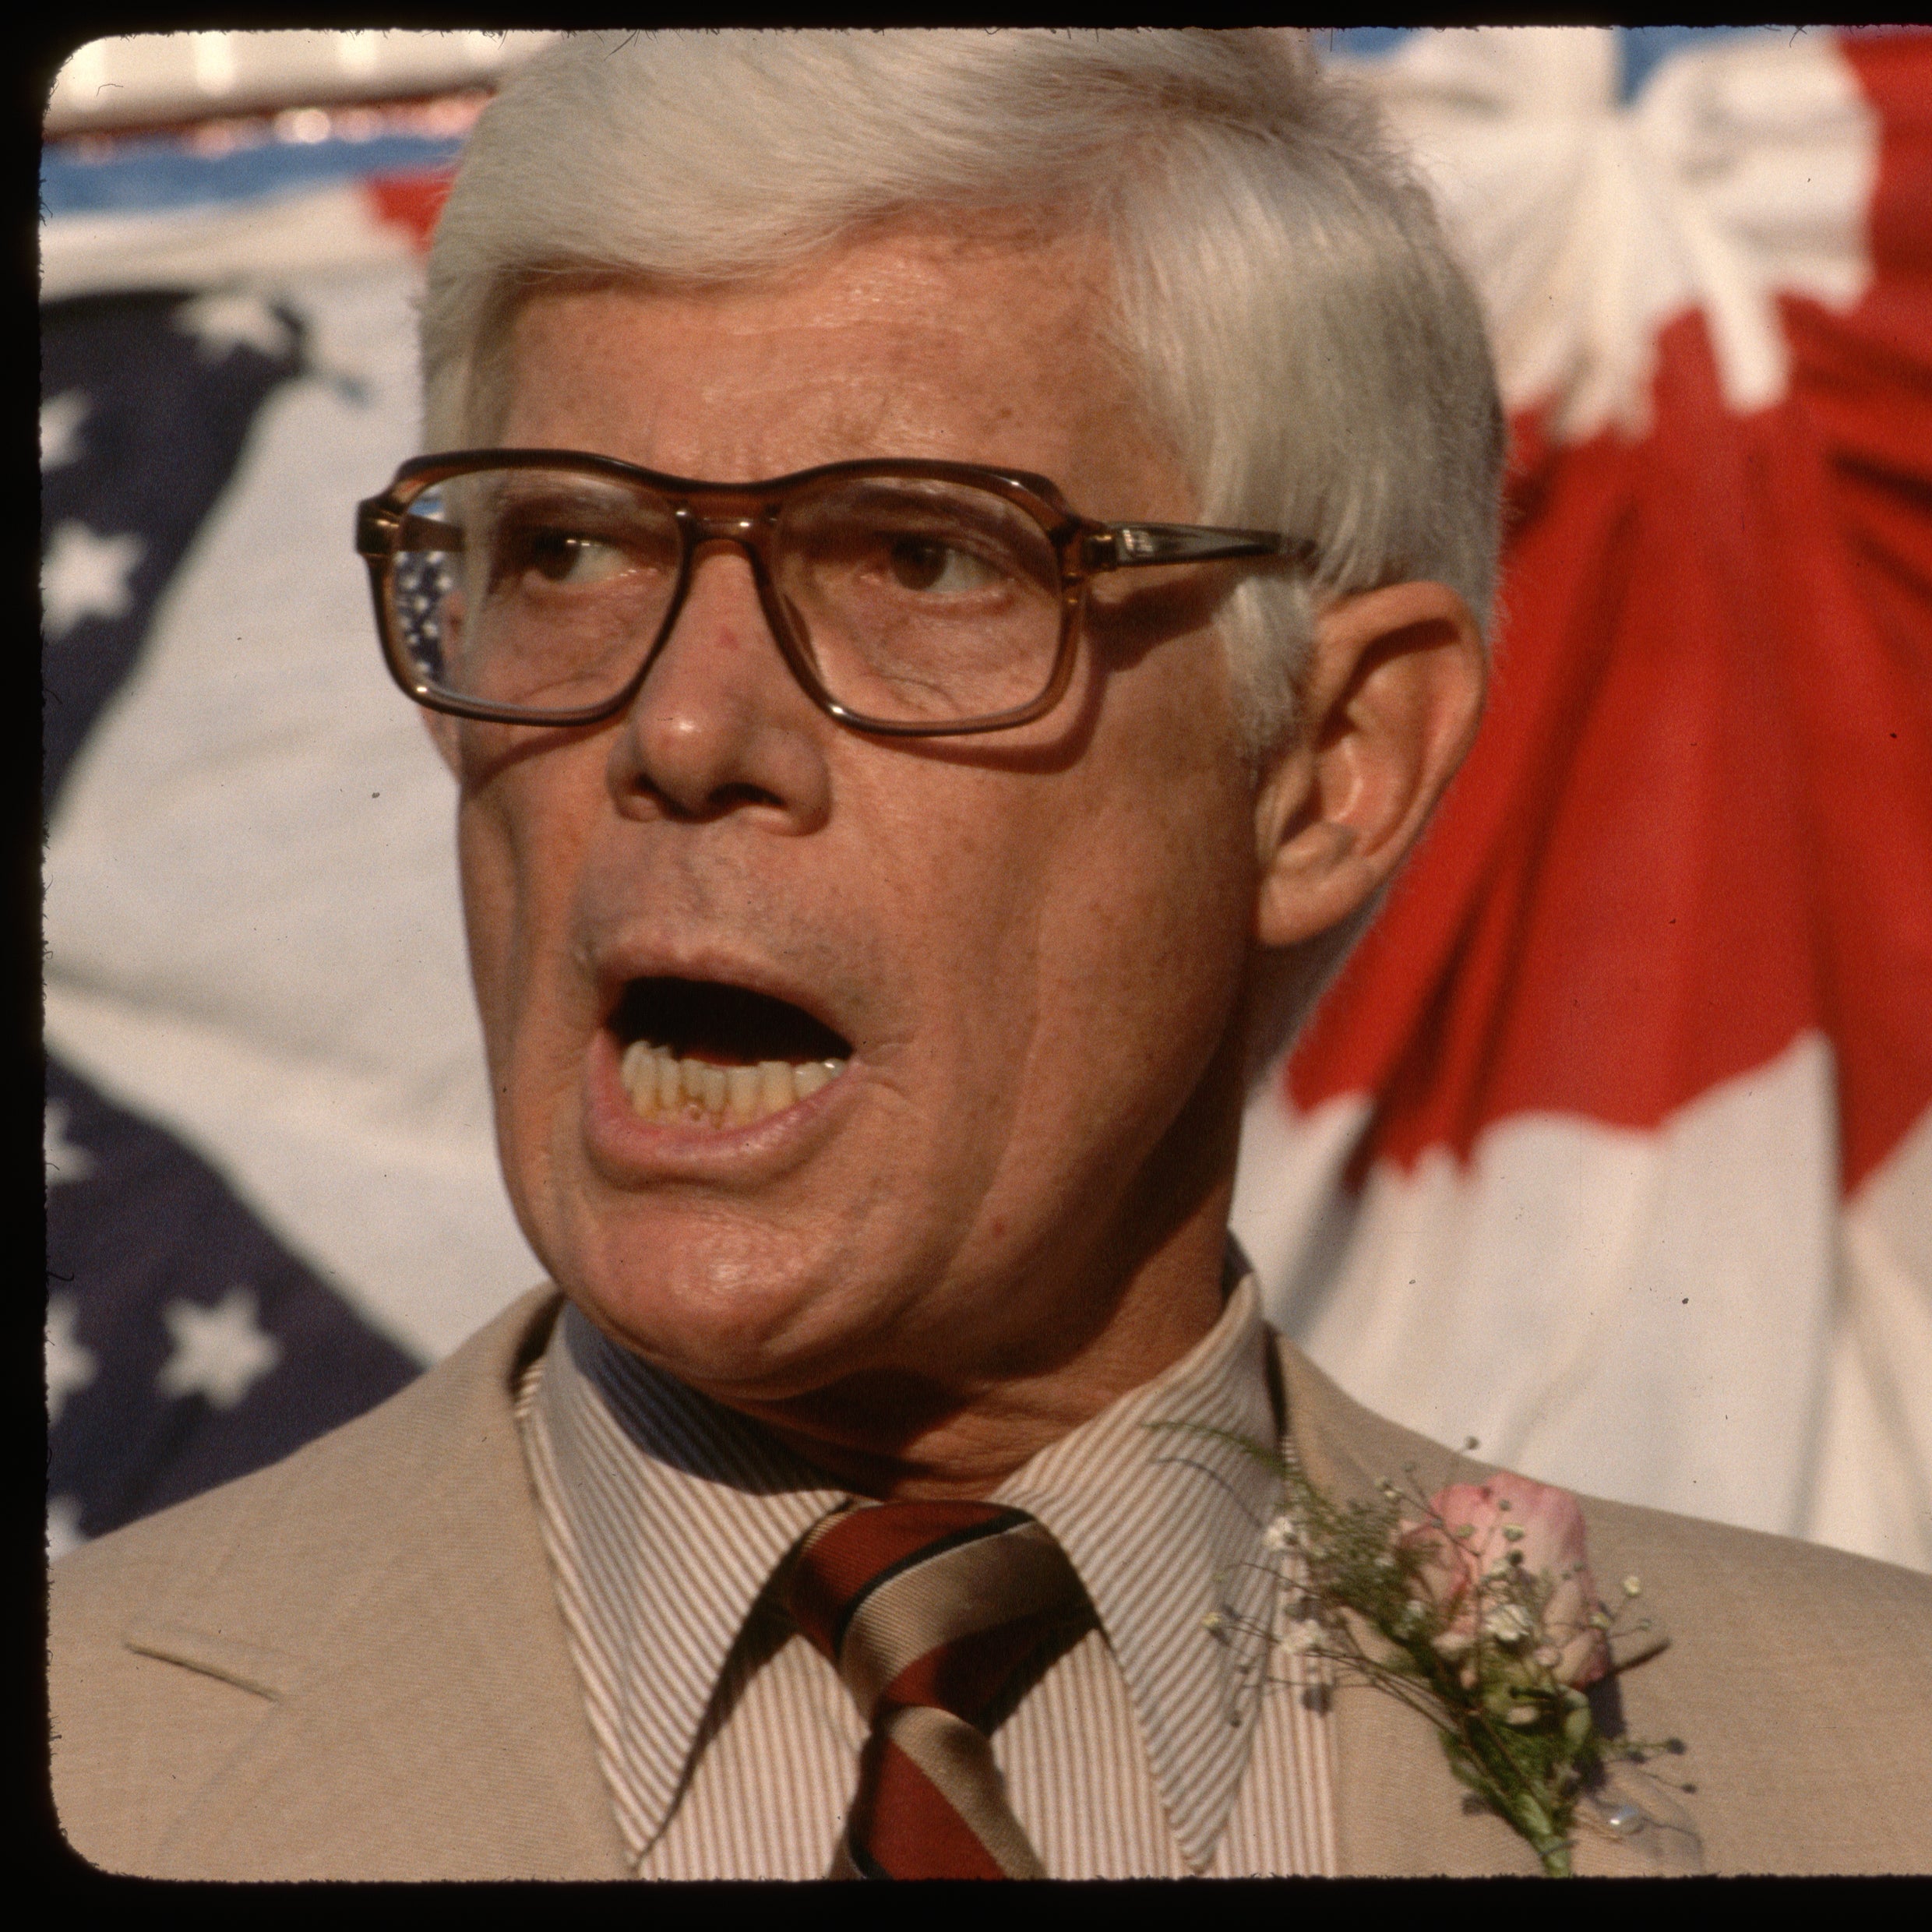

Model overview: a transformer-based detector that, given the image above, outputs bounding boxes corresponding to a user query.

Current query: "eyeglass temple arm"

[400,512,464,553]
[354,501,465,559]
[1087,524,1317,572]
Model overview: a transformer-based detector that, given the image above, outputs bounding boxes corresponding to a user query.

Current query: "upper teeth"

[619,1040,846,1127]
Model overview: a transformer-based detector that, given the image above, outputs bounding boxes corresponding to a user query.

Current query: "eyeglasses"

[355,450,1315,737]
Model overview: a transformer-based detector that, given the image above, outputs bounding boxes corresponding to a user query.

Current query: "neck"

[737,1166,1239,1500]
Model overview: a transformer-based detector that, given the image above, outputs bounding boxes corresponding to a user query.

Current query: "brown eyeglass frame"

[355,448,1317,738]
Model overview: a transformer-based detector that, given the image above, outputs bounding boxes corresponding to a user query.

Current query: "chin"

[548,1200,902,1398]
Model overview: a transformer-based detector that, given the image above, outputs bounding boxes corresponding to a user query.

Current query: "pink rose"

[1408,1472,1610,1688]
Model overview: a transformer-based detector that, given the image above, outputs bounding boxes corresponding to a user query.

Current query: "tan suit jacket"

[48,1288,1932,1877]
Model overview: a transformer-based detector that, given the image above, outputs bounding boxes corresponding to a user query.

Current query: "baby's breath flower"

[1146,1415,1675,1878]
[1278,1617,1321,1657]
[1483,1602,1535,1645]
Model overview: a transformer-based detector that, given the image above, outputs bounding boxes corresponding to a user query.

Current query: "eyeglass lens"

[389,467,1066,725]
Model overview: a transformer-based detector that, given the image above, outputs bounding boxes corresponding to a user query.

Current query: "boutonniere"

[1162,1427,1689,1877]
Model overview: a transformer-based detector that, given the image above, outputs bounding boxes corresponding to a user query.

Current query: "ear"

[1252,580,1486,950]
[422,705,463,778]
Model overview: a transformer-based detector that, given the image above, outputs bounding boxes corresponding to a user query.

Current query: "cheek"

[1052,804,1250,1063]
[859,771,1045,991]
[454,753,588,1086]
[1045,693,1255,1081]
[455,801,520,1069]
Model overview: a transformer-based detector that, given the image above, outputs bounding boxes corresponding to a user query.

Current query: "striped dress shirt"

[516,1263,1337,1878]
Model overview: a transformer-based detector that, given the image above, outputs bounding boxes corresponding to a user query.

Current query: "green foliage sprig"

[1158,1424,1683,1877]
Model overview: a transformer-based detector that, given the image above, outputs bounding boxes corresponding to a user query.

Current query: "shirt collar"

[531,1306,847,1852]
[992,1256,1283,1868]
[534,1245,1285,1869]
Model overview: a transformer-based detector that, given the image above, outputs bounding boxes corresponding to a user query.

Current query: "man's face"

[450,224,1267,1447]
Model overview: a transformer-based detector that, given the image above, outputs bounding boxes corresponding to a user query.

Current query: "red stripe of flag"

[1285,28,1932,1200]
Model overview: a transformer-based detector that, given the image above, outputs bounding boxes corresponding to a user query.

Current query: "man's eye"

[884,535,1005,594]
[520,529,627,586]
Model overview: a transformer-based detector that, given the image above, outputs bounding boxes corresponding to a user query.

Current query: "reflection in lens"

[393,467,679,712]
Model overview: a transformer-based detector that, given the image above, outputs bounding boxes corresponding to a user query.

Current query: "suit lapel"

[131,1291,628,1881]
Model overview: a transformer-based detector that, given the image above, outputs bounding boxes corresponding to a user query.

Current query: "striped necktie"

[784,1499,1090,1879]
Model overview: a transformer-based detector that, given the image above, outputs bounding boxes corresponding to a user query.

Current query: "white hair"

[421,29,1504,1067]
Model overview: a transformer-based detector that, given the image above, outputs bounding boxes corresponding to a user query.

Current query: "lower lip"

[581,1027,851,1179]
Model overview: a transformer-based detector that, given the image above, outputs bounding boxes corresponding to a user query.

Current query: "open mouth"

[612,976,851,1129]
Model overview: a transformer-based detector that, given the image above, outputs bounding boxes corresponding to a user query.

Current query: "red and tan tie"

[784,1500,1089,1880]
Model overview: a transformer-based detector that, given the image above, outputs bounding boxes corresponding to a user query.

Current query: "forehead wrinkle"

[652,372,945,481]
[505,300,1030,478]
[497,224,1183,520]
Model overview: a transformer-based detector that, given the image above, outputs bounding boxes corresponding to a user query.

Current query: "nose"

[605,543,832,829]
